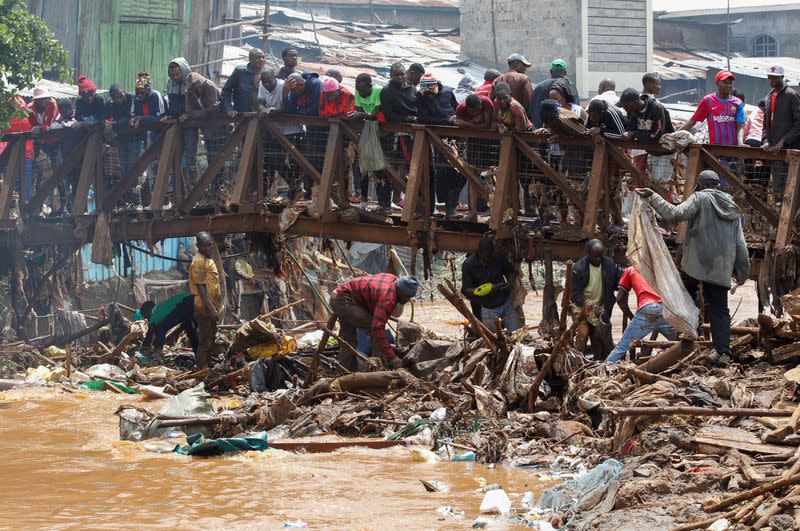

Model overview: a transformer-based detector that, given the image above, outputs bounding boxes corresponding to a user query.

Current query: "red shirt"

[455,94,494,127]
[2,97,33,159]
[618,267,661,311]
[319,86,355,117]
[334,273,400,359]
[475,80,493,98]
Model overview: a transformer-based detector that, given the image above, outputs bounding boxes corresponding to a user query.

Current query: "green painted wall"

[75,0,186,92]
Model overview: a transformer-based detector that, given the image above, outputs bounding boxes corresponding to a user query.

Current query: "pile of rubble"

[2,279,800,530]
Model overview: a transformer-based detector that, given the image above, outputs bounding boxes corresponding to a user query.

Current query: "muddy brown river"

[0,388,554,529]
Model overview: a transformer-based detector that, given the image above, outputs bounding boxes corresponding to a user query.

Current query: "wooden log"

[582,141,606,235]
[772,342,800,363]
[303,314,337,387]
[559,260,573,333]
[39,317,110,348]
[601,406,794,418]
[528,301,590,411]
[672,495,763,531]
[636,338,696,374]
[626,367,683,387]
[401,128,428,223]
[703,473,800,513]
[752,485,800,529]
[768,401,800,440]
[437,281,500,358]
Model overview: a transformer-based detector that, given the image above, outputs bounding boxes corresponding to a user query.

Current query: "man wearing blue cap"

[330,273,419,370]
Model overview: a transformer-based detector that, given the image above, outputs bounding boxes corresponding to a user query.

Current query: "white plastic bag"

[627,195,699,337]
[358,120,387,173]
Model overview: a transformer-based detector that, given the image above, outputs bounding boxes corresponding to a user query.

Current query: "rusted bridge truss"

[0,114,798,273]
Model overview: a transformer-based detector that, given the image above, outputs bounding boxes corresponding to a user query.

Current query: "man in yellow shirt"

[570,239,622,360]
[188,231,221,369]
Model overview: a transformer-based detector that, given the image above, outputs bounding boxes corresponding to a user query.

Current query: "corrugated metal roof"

[219,4,486,91]
[658,2,800,19]
[269,0,459,8]
[652,47,800,85]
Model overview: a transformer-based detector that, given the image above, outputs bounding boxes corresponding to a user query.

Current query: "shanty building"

[24,0,188,91]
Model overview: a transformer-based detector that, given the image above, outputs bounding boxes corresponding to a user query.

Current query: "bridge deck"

[0,114,795,271]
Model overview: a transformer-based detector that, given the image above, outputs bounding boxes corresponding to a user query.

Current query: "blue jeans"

[607,303,677,363]
[481,298,521,332]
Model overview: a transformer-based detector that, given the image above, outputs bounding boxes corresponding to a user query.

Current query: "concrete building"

[266,0,460,30]
[657,4,800,59]
[460,0,653,99]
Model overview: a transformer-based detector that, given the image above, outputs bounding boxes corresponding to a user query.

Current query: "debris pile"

[2,273,800,528]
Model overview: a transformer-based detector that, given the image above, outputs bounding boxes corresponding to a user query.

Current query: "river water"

[0,388,554,529]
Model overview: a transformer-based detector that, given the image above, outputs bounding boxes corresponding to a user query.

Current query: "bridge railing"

[1,114,798,248]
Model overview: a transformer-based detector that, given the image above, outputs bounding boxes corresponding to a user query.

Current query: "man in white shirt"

[591,79,621,111]
[258,67,304,201]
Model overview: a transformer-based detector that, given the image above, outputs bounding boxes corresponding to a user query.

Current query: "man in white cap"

[493,53,533,111]
[27,86,60,134]
[762,65,800,198]
[636,170,749,357]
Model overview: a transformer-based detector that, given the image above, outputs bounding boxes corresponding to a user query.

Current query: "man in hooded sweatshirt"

[163,58,198,189]
[185,70,229,191]
[636,170,749,356]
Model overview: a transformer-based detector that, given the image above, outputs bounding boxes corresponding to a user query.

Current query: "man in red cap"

[75,75,106,124]
[681,70,744,147]
[679,69,745,188]
[761,65,800,198]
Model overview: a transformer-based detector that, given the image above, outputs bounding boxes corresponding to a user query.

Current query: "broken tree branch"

[601,406,794,418]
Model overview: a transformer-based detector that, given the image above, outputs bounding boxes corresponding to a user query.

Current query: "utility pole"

[726,0,731,71]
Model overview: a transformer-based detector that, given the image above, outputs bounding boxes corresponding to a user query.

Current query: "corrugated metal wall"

[33,0,187,92]
[99,0,186,92]
[80,237,192,282]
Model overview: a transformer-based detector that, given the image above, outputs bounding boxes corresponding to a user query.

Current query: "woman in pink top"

[743,99,766,148]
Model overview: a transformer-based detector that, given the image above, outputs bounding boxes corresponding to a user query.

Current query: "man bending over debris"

[140,292,198,353]
[571,239,622,360]
[330,273,419,370]
[189,231,221,369]
[461,236,520,332]
[636,170,749,356]
[606,266,676,363]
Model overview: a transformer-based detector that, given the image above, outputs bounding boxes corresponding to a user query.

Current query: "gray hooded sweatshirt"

[649,189,749,288]
[165,57,192,117]
[166,57,192,95]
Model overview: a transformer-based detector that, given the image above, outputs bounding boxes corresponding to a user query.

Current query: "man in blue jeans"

[607,266,676,363]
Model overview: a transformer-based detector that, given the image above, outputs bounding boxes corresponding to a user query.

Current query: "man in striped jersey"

[679,70,745,188]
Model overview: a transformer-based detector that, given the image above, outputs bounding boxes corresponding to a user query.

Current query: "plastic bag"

[358,120,387,173]
[627,195,699,337]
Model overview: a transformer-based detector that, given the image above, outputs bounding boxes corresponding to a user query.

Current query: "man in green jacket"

[139,292,198,353]
[636,170,749,356]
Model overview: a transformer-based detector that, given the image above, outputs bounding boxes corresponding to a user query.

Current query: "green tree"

[0,0,70,130]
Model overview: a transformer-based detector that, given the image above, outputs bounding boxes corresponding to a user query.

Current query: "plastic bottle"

[452,451,476,462]
[478,482,503,493]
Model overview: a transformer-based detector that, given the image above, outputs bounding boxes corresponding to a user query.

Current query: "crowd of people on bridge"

[2,44,794,369]
[4,47,799,224]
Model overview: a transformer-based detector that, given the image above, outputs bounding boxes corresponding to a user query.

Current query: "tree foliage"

[0,0,70,130]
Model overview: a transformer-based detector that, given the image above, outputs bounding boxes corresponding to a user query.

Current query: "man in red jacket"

[330,273,419,370]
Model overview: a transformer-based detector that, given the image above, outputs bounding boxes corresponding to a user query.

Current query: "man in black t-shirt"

[461,236,520,332]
